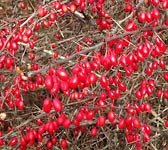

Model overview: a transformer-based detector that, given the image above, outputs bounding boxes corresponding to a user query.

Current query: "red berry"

[119,54,127,66]
[100,75,108,88]
[43,98,52,113]
[89,72,98,84]
[142,124,151,135]
[51,137,57,144]
[57,69,69,81]
[96,116,106,127]
[151,0,159,6]
[53,97,63,112]
[63,118,71,128]
[60,139,67,148]
[124,4,133,12]
[43,20,51,28]
[118,118,125,129]
[157,90,162,97]
[146,12,153,23]
[119,83,127,92]
[87,110,95,120]
[125,116,133,127]
[62,4,68,13]
[25,28,32,37]
[45,75,54,89]
[76,111,84,122]
[69,3,76,13]
[38,6,44,17]
[69,75,79,89]
[133,118,140,129]
[57,113,66,125]
[108,111,115,123]
[10,137,18,146]
[135,90,142,100]
[20,2,27,9]
[138,12,146,23]
[11,41,18,51]
[110,50,118,66]
[164,91,168,99]
[17,101,25,110]
[49,13,57,21]
[54,2,61,10]
[152,8,160,19]
[163,72,168,81]
[125,66,133,76]
[20,137,26,146]
[144,103,152,112]
[90,127,98,136]
[46,141,52,149]
[162,1,168,9]
[160,59,166,69]
[165,120,168,127]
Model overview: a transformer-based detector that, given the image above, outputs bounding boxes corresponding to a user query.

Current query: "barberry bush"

[0,0,168,149]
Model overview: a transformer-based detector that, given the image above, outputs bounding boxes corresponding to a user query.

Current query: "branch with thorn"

[26,26,168,77]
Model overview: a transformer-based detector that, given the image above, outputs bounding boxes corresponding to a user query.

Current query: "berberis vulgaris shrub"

[0,0,168,149]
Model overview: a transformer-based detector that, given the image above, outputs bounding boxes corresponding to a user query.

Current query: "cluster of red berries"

[0,0,167,149]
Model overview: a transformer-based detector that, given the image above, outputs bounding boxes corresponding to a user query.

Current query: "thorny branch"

[27,26,168,77]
